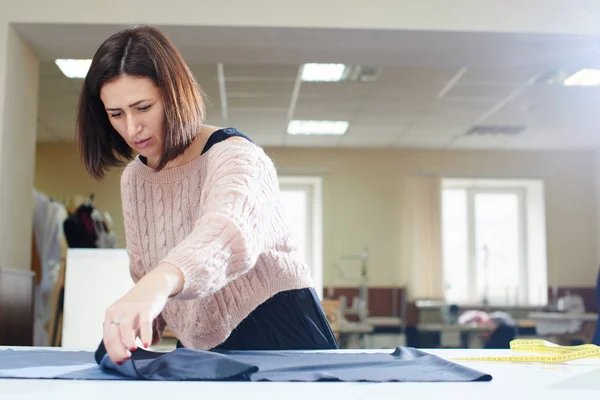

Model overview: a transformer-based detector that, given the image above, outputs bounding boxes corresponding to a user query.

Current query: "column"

[0,22,40,270]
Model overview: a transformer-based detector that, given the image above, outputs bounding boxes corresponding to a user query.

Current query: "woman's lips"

[134,138,152,149]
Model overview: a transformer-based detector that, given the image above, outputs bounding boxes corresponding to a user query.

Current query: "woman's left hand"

[102,263,184,364]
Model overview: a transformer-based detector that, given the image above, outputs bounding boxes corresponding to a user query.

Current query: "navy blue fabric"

[592,268,600,345]
[0,347,493,382]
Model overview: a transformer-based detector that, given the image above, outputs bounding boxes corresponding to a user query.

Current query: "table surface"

[529,311,599,321]
[417,323,492,332]
[1,346,599,399]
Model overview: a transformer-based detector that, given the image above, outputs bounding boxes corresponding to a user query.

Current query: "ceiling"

[18,23,600,151]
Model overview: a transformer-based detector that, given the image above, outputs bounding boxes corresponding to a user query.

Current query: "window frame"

[277,175,323,299]
[441,178,545,307]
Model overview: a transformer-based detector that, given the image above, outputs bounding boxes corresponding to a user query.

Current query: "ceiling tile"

[461,67,541,85]
[226,81,295,95]
[394,136,449,149]
[299,81,372,99]
[189,64,219,79]
[447,135,512,150]
[359,98,429,117]
[444,83,520,101]
[224,64,299,80]
[283,134,342,148]
[401,127,463,140]
[227,95,290,109]
[292,106,356,121]
[338,130,400,148]
[33,54,600,152]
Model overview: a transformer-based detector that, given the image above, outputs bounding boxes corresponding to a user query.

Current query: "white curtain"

[401,175,444,300]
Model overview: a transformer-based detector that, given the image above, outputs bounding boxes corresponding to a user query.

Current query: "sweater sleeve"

[160,141,281,300]
[120,165,167,344]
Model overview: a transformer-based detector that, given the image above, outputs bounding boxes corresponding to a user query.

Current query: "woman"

[75,25,338,364]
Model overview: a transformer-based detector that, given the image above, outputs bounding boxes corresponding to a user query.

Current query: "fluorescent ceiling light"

[563,69,600,86]
[301,63,347,82]
[55,59,92,79]
[287,120,349,135]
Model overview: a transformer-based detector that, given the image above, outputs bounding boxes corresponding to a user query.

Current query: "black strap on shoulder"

[201,127,254,154]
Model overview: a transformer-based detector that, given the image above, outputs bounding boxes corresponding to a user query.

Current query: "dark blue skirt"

[592,269,600,345]
[178,288,339,351]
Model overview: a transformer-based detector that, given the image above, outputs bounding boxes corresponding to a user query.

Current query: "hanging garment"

[0,347,492,382]
[63,214,95,248]
[31,189,67,346]
[91,208,117,248]
[75,204,98,244]
[63,203,99,248]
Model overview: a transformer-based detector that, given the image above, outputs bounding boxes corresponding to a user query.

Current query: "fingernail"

[130,347,137,352]
[116,361,123,365]
[143,343,149,348]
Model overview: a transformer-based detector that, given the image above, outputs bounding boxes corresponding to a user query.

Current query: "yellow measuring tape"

[452,339,600,364]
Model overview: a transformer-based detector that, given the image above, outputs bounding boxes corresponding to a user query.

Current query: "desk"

[1,346,599,399]
[337,321,374,348]
[528,312,598,344]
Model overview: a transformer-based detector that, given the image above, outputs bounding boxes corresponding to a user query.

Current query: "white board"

[61,249,134,349]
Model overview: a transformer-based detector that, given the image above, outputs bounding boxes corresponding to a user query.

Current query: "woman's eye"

[138,105,151,112]
[110,112,122,118]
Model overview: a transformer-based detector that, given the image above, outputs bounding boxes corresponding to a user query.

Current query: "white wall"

[2,0,600,34]
[0,24,39,269]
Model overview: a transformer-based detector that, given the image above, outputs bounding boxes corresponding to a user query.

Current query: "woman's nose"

[126,115,140,138]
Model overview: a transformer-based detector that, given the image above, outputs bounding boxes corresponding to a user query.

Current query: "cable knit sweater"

[120,138,314,349]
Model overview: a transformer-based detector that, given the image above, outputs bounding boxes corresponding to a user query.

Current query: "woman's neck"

[160,125,221,169]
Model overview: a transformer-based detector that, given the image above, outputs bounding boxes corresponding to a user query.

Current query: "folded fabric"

[0,347,492,382]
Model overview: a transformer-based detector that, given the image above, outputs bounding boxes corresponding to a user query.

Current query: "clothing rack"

[32,190,114,346]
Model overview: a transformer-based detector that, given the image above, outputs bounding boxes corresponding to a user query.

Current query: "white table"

[1,346,599,399]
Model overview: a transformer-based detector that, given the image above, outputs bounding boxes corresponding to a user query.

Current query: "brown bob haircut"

[75,25,205,179]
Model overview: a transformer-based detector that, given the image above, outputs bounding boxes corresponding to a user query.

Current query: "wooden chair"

[321,299,342,342]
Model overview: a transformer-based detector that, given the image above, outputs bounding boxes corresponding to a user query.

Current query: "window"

[441,179,547,307]
[278,176,323,299]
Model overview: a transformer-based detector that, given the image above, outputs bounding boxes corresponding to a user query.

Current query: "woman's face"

[100,74,165,167]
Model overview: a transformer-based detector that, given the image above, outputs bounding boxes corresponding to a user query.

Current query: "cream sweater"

[120,139,313,349]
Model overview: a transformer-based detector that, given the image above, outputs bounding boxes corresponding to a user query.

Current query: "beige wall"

[0,25,39,270]
[35,142,598,288]
[266,147,598,288]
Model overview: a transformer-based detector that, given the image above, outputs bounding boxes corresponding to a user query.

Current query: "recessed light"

[563,69,600,86]
[55,59,92,79]
[287,120,349,135]
[301,63,347,82]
